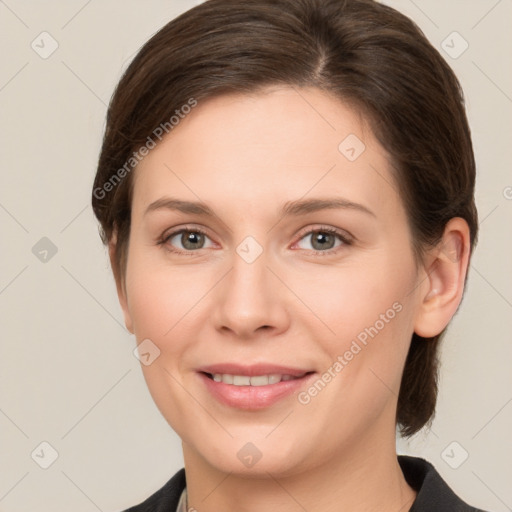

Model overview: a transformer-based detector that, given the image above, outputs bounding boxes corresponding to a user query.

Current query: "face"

[116,86,426,477]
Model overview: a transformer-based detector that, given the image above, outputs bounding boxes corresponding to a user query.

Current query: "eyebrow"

[144,196,376,218]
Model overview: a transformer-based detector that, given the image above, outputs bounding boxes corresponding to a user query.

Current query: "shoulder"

[120,468,186,512]
[398,455,490,512]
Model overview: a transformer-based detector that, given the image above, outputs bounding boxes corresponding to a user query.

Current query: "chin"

[190,433,315,479]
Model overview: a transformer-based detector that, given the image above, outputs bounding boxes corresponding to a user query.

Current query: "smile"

[208,373,307,386]
[198,366,316,409]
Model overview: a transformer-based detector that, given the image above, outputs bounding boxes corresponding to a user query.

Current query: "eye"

[160,227,215,254]
[294,227,351,254]
[158,225,352,256]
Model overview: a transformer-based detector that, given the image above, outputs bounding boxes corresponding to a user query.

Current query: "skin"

[110,86,470,511]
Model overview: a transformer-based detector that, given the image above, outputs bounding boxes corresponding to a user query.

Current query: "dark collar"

[123,467,185,512]
[398,455,487,511]
[122,456,488,511]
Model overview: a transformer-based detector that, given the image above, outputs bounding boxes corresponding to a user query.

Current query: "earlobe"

[413,218,471,338]
[108,238,134,334]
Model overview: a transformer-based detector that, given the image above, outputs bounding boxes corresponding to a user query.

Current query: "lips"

[197,363,316,409]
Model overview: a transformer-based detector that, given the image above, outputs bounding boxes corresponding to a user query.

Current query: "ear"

[413,217,471,338]
[108,233,134,334]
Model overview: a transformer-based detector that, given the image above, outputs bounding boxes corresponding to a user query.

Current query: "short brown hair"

[92,0,478,436]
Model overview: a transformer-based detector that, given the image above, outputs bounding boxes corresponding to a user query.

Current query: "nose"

[211,247,291,340]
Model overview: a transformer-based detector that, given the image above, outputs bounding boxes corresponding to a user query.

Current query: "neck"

[182,427,416,512]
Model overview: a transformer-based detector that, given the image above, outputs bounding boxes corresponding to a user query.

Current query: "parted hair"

[92,0,478,437]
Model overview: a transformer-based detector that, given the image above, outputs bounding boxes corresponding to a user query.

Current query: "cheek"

[294,270,414,444]
[125,249,209,341]
[292,259,408,340]
[292,252,416,389]
[124,252,208,434]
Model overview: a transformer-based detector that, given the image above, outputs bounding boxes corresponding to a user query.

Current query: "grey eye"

[296,230,344,251]
[167,230,213,251]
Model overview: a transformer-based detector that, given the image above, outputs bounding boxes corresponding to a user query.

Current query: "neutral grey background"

[0,1,511,511]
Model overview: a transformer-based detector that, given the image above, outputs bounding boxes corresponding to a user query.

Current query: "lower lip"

[199,372,315,410]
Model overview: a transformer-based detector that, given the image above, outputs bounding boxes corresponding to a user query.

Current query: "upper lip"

[198,363,314,377]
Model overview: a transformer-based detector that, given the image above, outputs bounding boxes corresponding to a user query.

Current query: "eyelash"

[294,226,352,255]
[157,225,352,257]
[157,226,213,257]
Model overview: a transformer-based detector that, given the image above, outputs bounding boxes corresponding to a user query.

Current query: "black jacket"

[122,455,489,511]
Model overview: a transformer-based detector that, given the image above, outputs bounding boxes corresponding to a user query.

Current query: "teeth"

[211,373,303,386]
[233,375,251,386]
[250,375,271,386]
[268,374,282,385]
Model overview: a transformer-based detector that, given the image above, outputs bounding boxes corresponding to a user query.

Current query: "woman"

[92,0,487,510]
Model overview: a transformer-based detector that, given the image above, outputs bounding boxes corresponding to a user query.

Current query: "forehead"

[132,86,400,221]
